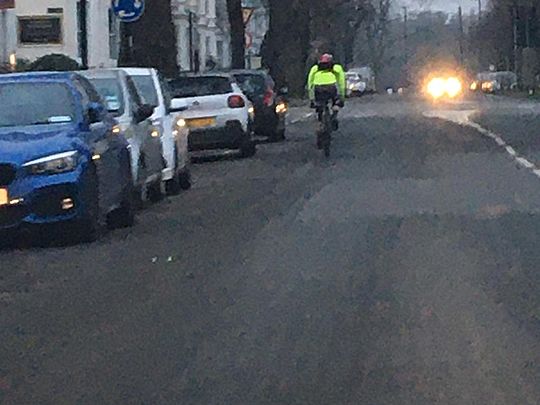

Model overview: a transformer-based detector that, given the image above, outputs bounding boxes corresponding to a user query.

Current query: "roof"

[118,67,155,76]
[0,71,77,82]
[76,69,124,79]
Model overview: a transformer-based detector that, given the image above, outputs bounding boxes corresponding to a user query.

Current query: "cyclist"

[307,53,346,142]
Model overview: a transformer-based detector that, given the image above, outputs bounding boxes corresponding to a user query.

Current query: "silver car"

[80,69,165,202]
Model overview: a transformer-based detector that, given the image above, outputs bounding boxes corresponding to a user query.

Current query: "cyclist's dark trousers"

[314,85,338,121]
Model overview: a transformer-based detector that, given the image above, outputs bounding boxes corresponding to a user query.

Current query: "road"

[1,95,539,404]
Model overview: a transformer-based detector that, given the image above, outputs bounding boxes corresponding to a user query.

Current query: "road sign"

[112,0,145,23]
[0,0,15,10]
[242,7,254,25]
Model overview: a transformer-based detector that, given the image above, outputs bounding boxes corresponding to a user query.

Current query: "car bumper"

[0,166,93,231]
[188,120,249,151]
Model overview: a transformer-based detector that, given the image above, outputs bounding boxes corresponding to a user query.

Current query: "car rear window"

[233,74,267,97]
[86,77,125,115]
[169,77,232,98]
[0,82,77,128]
[131,75,159,107]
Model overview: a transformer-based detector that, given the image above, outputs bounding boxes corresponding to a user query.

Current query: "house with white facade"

[171,0,230,72]
[0,0,119,68]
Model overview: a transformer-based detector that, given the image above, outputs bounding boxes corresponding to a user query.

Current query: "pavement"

[1,94,539,404]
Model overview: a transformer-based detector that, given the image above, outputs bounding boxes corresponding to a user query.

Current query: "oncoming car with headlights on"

[424,75,463,101]
[0,72,135,243]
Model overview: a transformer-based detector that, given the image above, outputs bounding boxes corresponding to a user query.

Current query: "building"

[243,0,268,68]
[171,0,231,72]
[0,0,119,69]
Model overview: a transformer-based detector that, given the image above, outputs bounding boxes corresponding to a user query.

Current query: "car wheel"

[178,167,192,190]
[147,177,164,203]
[107,165,136,229]
[73,165,100,243]
[240,138,257,158]
[273,128,286,142]
[165,148,192,195]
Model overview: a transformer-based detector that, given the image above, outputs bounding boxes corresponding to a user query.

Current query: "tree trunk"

[120,0,178,77]
[227,0,245,69]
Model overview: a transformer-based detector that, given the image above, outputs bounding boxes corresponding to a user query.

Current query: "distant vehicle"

[347,66,376,93]
[470,71,517,94]
[168,73,256,157]
[230,69,287,142]
[0,72,135,242]
[345,72,367,97]
[80,69,165,202]
[121,68,191,194]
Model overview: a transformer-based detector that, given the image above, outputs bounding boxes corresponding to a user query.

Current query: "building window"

[18,16,62,45]
[205,36,211,56]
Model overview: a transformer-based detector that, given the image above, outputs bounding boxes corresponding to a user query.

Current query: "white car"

[168,74,256,157]
[346,72,367,97]
[80,69,164,202]
[121,68,191,194]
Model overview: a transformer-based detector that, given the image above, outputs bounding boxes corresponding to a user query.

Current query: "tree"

[227,0,246,69]
[120,0,178,77]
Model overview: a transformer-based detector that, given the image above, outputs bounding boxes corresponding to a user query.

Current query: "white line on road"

[424,109,540,179]
[290,112,314,124]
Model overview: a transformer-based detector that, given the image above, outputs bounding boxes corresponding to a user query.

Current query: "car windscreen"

[87,77,125,115]
[169,77,232,98]
[233,74,267,97]
[131,75,159,106]
[0,82,77,128]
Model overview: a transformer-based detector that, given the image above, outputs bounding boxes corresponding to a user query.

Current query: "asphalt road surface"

[1,95,539,404]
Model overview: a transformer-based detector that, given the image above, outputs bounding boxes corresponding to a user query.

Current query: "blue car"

[0,72,139,242]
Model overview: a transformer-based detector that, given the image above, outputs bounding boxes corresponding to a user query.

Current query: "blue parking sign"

[112,0,145,23]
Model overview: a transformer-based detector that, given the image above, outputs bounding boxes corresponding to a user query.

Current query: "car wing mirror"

[170,98,189,113]
[87,102,105,124]
[135,104,155,123]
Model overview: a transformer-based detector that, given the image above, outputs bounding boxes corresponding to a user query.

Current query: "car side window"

[72,79,91,107]
[125,76,143,113]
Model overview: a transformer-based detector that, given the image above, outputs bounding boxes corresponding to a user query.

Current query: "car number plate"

[186,117,216,128]
[0,188,8,206]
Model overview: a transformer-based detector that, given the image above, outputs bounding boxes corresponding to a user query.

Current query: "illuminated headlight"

[275,102,288,114]
[349,84,355,90]
[23,151,79,175]
[176,118,187,128]
[248,106,255,116]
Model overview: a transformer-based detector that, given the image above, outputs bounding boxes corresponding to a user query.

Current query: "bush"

[29,54,80,72]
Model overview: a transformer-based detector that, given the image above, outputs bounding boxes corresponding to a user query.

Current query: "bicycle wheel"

[322,106,332,158]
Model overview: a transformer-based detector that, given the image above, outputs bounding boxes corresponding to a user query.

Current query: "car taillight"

[263,88,274,107]
[228,95,245,109]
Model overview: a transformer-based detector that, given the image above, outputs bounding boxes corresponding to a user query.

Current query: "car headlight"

[275,102,288,114]
[23,151,79,175]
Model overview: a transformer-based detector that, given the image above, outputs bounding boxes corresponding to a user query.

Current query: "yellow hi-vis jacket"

[307,63,346,100]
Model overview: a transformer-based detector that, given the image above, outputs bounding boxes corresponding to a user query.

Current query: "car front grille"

[0,164,16,186]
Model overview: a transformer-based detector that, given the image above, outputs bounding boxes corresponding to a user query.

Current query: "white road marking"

[424,109,539,178]
[290,112,314,124]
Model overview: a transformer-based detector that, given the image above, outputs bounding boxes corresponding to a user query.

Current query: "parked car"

[348,66,376,93]
[79,69,164,202]
[230,69,287,142]
[121,67,191,194]
[168,73,256,157]
[0,72,135,242]
[346,72,367,97]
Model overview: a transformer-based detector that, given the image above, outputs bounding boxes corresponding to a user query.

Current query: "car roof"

[229,69,268,76]
[119,67,155,76]
[77,69,124,80]
[0,71,79,82]
[173,72,233,79]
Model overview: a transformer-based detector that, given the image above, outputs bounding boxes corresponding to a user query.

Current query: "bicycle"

[315,99,338,158]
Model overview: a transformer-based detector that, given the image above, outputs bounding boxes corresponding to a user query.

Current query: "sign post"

[0,0,14,66]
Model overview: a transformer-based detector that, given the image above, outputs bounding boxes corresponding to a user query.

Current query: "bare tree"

[227,0,245,69]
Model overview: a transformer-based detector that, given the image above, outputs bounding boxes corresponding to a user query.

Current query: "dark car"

[230,70,287,142]
[0,72,135,242]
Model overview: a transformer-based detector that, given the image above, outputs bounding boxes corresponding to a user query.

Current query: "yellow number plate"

[0,188,8,206]
[186,117,216,129]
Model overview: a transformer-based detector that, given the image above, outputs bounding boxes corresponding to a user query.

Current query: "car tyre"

[147,178,164,203]
[272,128,286,142]
[240,137,257,158]
[166,149,191,195]
[107,173,136,229]
[73,165,100,243]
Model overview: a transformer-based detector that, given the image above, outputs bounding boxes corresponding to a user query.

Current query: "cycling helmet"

[318,53,334,70]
